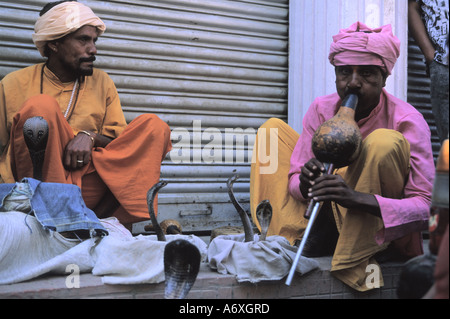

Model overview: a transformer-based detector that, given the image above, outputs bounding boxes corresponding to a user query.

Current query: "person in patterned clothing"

[409,0,449,144]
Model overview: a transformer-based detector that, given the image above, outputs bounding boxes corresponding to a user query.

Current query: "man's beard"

[77,56,96,77]
[79,66,94,77]
[64,56,96,78]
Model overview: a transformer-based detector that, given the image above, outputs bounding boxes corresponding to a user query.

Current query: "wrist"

[77,130,95,147]
[424,50,436,64]
[356,192,381,217]
[300,184,309,199]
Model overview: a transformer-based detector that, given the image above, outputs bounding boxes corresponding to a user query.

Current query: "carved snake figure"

[227,175,254,242]
[23,116,49,181]
[255,200,272,241]
[146,181,169,241]
[146,181,201,299]
[163,239,201,299]
[227,175,273,242]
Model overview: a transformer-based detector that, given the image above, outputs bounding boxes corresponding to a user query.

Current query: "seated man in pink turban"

[0,1,172,230]
[250,22,435,291]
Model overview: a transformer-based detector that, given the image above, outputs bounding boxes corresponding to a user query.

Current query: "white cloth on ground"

[0,211,207,285]
[207,233,319,283]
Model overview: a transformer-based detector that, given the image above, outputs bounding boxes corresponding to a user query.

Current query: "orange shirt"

[0,63,127,183]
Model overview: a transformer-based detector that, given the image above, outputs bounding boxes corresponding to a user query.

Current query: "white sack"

[0,212,207,285]
[208,233,319,283]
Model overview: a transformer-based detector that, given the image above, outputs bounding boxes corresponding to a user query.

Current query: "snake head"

[146,180,168,206]
[227,174,239,189]
[256,200,272,241]
[256,200,272,220]
[23,116,49,150]
[164,239,201,299]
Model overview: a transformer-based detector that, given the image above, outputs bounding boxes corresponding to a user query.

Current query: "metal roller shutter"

[407,36,440,161]
[0,0,289,233]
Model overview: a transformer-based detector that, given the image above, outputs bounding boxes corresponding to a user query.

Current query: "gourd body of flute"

[311,94,361,168]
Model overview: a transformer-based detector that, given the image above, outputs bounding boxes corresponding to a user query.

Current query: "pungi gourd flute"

[286,93,361,285]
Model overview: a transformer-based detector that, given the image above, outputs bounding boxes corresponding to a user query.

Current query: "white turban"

[32,1,106,57]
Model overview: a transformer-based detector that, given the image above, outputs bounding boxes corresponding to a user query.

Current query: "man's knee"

[133,113,171,142]
[20,94,60,119]
[363,129,410,165]
[256,118,290,142]
[260,117,287,130]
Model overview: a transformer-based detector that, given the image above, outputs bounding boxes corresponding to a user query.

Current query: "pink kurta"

[288,89,435,244]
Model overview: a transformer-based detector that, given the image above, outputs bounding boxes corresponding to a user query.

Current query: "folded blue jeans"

[0,178,107,236]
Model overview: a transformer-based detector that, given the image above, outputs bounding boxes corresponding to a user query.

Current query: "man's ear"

[382,75,388,88]
[47,41,58,53]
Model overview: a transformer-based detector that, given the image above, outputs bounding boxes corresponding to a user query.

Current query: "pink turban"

[329,21,401,75]
[32,1,106,57]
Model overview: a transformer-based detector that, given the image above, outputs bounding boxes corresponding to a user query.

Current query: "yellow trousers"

[250,118,415,291]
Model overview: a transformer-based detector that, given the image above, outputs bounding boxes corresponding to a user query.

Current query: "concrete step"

[0,256,404,299]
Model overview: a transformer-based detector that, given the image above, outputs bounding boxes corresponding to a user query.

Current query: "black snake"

[23,116,49,181]
[146,181,201,299]
[227,174,272,242]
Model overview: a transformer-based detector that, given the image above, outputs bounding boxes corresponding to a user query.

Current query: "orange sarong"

[9,94,172,224]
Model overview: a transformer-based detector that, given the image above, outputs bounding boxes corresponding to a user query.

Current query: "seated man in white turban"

[250,22,435,291]
[0,1,172,230]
